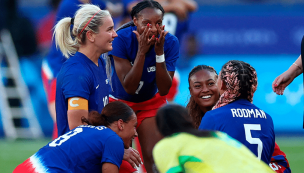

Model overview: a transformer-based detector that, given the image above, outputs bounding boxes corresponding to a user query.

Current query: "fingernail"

[147,23,149,26]
[275,84,277,87]
[141,162,143,164]
[152,35,155,38]
[156,38,158,41]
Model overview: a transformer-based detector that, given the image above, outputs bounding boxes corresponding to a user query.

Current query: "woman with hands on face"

[108,1,179,172]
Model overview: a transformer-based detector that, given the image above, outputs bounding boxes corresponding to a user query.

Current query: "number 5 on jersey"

[244,124,263,160]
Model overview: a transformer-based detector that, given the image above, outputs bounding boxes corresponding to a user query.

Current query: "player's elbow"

[123,86,137,95]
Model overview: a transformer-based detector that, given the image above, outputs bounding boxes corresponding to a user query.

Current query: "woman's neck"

[200,106,212,114]
[78,45,101,66]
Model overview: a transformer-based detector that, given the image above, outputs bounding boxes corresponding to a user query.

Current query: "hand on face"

[155,24,168,55]
[132,23,156,55]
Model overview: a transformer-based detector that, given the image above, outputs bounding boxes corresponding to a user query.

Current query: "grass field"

[0,136,303,173]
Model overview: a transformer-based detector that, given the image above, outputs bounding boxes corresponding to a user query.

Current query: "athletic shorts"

[109,93,167,129]
[119,160,137,173]
[41,69,56,103]
[269,143,291,173]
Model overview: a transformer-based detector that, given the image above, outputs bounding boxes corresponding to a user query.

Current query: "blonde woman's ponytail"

[53,17,78,58]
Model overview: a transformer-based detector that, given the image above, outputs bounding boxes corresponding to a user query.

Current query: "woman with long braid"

[198,60,275,165]
[153,104,275,173]
[188,64,290,172]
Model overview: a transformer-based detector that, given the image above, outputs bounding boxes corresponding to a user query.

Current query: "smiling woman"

[187,65,220,129]
[13,102,138,173]
[53,4,117,136]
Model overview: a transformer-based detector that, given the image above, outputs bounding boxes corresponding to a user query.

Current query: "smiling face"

[189,69,220,113]
[133,7,163,41]
[120,113,138,149]
[93,15,118,54]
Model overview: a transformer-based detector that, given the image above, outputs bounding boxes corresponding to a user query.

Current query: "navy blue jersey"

[29,126,124,172]
[199,99,275,164]
[109,25,179,102]
[44,0,106,79]
[56,52,109,136]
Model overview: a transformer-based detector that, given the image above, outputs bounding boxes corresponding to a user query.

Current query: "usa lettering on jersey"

[147,66,156,72]
[230,108,267,119]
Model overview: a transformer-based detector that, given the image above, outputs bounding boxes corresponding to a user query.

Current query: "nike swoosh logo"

[96,85,99,89]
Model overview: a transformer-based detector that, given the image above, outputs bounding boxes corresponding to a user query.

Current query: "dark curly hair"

[186,65,218,129]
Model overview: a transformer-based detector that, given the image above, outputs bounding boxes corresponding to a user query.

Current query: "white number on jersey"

[135,81,144,94]
[269,163,281,171]
[244,124,263,160]
[163,13,178,35]
[103,96,108,107]
[49,127,83,147]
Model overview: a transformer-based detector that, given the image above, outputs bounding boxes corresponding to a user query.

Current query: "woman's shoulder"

[116,24,136,38]
[165,32,179,44]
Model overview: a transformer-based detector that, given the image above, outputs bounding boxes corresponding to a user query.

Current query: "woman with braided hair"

[188,63,291,173]
[198,60,275,165]
[108,0,179,172]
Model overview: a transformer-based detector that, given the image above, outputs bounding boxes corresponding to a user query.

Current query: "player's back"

[199,99,275,164]
[153,132,275,173]
[32,126,124,173]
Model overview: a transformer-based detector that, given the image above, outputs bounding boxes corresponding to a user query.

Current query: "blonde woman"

[54,4,116,136]
[53,4,142,172]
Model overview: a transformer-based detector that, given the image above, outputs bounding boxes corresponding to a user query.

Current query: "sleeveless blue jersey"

[44,0,106,79]
[199,99,275,164]
[56,52,109,136]
[30,126,124,172]
[109,25,179,102]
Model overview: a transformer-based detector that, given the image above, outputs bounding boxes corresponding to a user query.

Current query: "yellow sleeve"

[153,139,183,173]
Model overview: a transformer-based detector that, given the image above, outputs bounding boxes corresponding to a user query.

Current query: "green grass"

[0,138,51,173]
[275,136,304,173]
[0,137,303,173]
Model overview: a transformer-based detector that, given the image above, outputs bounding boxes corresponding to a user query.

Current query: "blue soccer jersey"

[109,25,179,102]
[44,0,106,79]
[199,99,275,164]
[25,126,124,172]
[56,52,109,136]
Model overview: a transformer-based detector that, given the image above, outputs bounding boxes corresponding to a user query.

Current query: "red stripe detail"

[78,10,101,37]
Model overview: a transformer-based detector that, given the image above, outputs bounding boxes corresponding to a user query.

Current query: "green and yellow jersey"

[153,131,274,173]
